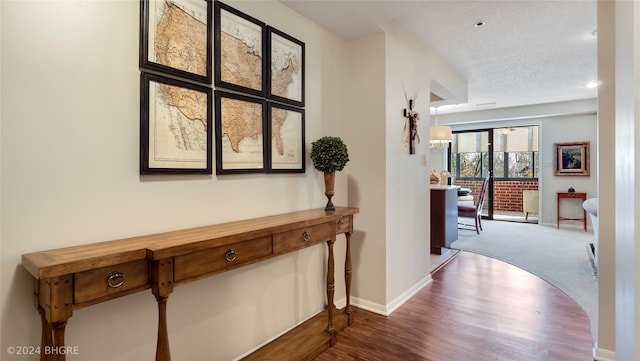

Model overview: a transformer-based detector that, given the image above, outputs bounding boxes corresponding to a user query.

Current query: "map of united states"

[152,1,208,158]
[220,30,299,157]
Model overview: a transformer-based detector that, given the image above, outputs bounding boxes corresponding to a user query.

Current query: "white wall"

[596,0,616,358]
[380,20,463,308]
[539,113,597,227]
[438,100,598,228]
[1,1,351,360]
[343,32,388,309]
[612,0,640,360]
[342,19,465,312]
[383,21,432,308]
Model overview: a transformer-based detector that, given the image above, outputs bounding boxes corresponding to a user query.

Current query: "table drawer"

[74,259,149,305]
[558,192,586,199]
[273,222,334,254]
[336,216,352,234]
[174,236,272,282]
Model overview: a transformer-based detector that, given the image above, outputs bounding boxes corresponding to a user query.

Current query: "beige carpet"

[450,219,598,340]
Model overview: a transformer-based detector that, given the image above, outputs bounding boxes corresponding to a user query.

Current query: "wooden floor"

[315,251,594,361]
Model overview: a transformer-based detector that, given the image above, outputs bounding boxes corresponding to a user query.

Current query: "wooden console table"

[22,207,359,361]
[557,192,587,231]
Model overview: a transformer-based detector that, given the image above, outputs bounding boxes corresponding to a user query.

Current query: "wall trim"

[352,274,433,316]
[350,296,388,315]
[594,346,616,361]
[386,275,433,315]
[540,221,593,232]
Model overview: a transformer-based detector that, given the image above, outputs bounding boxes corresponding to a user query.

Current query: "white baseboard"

[540,221,593,232]
[350,296,388,315]
[351,274,433,316]
[594,346,615,361]
[386,275,432,315]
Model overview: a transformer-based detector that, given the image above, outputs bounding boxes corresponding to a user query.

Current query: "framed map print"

[140,72,212,174]
[268,103,305,173]
[214,1,266,97]
[267,26,305,107]
[140,0,212,84]
[215,91,267,174]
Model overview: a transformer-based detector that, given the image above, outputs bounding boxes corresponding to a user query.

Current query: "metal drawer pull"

[337,220,344,227]
[225,248,237,262]
[302,231,311,242]
[107,272,125,288]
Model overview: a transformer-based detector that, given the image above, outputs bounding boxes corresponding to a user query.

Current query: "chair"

[458,173,490,234]
[522,190,539,220]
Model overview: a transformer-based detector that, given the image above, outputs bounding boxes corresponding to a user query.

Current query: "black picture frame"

[140,72,212,174]
[139,0,213,84]
[553,141,590,176]
[214,90,267,174]
[267,103,305,173]
[214,1,267,97]
[267,26,305,107]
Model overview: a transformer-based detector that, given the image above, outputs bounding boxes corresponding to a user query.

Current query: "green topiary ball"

[310,136,350,172]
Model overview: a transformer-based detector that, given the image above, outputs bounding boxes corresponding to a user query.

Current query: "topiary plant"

[310,136,350,173]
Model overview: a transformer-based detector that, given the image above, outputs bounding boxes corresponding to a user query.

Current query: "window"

[451,131,489,178]
[452,126,539,180]
[495,126,539,179]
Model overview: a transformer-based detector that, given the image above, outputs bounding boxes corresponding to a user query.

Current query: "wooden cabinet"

[22,207,359,361]
[430,186,459,254]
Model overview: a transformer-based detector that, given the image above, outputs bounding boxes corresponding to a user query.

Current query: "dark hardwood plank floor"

[315,251,594,361]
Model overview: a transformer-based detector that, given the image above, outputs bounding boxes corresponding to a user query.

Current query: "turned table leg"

[37,317,68,361]
[36,275,72,361]
[344,231,353,325]
[155,296,171,361]
[152,258,174,361]
[38,307,53,361]
[51,321,68,361]
[38,314,67,361]
[326,237,336,345]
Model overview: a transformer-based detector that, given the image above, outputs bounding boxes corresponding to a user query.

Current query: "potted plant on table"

[310,136,350,211]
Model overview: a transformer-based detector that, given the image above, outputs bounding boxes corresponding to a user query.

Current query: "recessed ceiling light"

[474,21,485,27]
[586,81,599,89]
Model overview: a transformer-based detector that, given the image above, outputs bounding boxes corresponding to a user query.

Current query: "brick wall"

[455,179,538,213]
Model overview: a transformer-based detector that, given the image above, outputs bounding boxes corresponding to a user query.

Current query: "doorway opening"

[450,126,540,224]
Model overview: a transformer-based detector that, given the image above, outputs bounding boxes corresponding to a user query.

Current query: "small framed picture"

[554,141,590,176]
[140,72,212,174]
[215,91,267,174]
[268,103,305,173]
[139,0,212,84]
[267,26,305,107]
[214,1,266,97]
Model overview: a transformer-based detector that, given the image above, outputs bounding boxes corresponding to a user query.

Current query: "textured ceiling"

[281,0,598,114]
